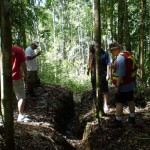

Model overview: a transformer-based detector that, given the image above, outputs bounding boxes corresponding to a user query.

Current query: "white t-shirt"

[25,46,37,71]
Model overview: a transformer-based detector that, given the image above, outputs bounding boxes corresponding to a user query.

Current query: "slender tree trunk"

[53,7,57,77]
[124,0,131,52]
[110,0,115,41]
[0,0,15,149]
[104,0,108,49]
[118,0,125,45]
[93,0,103,123]
[140,0,146,82]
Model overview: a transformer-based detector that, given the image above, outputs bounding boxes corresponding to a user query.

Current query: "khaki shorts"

[13,79,25,100]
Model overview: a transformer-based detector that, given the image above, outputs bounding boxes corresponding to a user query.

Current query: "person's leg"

[109,93,124,128]
[101,77,109,112]
[34,71,41,87]
[27,71,35,95]
[18,98,25,115]
[128,101,135,114]
[127,91,135,126]
[13,79,30,122]
[13,79,25,115]
[103,92,109,112]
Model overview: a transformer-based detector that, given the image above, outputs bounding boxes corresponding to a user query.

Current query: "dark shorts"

[101,77,109,92]
[115,91,134,103]
[91,73,108,95]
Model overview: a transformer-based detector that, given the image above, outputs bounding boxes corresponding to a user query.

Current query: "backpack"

[112,51,137,85]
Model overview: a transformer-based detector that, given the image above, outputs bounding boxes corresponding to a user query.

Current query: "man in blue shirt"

[109,41,136,128]
[91,45,111,113]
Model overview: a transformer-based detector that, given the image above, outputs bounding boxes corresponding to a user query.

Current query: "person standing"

[25,40,42,96]
[87,44,95,92]
[109,41,137,128]
[12,46,30,122]
[88,44,111,113]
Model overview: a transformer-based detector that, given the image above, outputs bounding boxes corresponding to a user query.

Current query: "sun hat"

[109,41,122,51]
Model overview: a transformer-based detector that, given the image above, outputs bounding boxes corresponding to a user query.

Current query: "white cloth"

[25,46,37,71]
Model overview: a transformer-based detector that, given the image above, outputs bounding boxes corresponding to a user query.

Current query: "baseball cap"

[109,41,121,51]
[31,40,39,47]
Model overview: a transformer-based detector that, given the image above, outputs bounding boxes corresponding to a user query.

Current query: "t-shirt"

[12,46,26,80]
[89,53,94,72]
[93,50,111,77]
[25,46,37,71]
[116,55,136,92]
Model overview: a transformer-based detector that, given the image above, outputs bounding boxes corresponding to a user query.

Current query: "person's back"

[92,49,111,77]
[12,46,26,80]
[114,52,136,92]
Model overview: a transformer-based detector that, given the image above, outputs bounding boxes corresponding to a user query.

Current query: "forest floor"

[0,84,150,150]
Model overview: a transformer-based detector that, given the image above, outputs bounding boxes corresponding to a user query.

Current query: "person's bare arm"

[26,51,42,60]
[106,65,111,80]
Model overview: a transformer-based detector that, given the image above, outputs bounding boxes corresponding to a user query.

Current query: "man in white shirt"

[25,40,42,96]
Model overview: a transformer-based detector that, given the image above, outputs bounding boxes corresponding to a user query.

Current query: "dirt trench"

[1,84,149,150]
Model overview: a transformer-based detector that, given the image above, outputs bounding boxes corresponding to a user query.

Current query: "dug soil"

[0,84,150,150]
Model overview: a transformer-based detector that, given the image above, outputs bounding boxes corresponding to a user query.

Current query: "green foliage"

[11,0,150,93]
[38,52,91,93]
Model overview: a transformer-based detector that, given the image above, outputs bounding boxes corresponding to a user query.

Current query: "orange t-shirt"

[89,53,94,72]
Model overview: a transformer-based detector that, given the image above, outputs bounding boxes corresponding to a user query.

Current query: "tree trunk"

[118,0,124,45]
[124,0,131,52]
[0,0,15,149]
[140,0,146,82]
[93,0,103,123]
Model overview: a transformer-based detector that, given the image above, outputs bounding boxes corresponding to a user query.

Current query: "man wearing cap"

[109,41,137,128]
[25,40,42,96]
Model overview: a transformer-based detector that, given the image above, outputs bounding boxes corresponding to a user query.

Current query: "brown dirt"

[0,84,150,150]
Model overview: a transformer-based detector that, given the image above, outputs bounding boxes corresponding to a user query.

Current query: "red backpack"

[112,51,137,85]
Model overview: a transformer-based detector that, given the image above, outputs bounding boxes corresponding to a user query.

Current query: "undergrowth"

[38,55,91,93]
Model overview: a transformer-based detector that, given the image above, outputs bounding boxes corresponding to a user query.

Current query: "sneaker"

[128,116,135,127]
[108,119,123,128]
[17,114,31,122]
[104,104,109,113]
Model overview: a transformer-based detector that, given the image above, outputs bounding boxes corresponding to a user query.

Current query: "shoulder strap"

[119,51,131,58]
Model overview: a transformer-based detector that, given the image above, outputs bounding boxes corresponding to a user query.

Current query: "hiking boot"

[128,116,135,127]
[108,119,123,128]
[17,114,31,122]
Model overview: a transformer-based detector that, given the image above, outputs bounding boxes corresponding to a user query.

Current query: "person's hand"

[37,51,42,56]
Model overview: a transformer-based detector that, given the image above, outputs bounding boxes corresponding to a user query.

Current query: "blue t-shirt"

[116,55,136,92]
[93,50,111,77]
